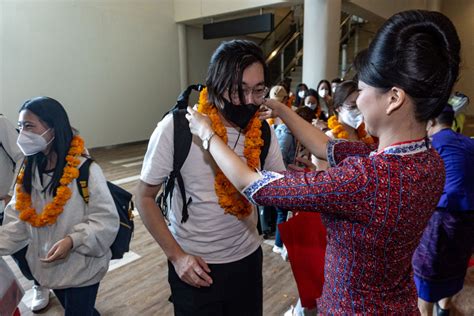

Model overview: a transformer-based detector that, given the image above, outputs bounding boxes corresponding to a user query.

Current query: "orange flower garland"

[197,88,263,219]
[15,135,85,227]
[327,115,374,144]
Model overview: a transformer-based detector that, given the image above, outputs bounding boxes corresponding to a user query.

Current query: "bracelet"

[202,131,216,151]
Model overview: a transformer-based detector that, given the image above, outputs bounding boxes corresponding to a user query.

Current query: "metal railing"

[264,10,368,83]
[259,9,293,47]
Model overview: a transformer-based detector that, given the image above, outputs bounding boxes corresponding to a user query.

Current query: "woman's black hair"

[206,40,268,107]
[295,106,316,123]
[333,80,358,110]
[306,88,319,100]
[435,104,455,126]
[19,97,74,196]
[296,83,308,91]
[317,80,332,96]
[436,110,455,126]
[354,10,460,122]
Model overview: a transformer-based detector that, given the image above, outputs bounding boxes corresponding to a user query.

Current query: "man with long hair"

[136,40,285,315]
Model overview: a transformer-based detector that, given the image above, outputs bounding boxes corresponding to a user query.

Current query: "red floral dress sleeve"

[326,139,377,167]
[242,156,374,220]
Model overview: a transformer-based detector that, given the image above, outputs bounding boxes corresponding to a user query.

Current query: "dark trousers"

[258,206,277,234]
[53,283,100,316]
[10,246,40,285]
[168,247,263,316]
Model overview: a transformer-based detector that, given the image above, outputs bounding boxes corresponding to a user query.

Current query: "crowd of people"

[0,9,473,316]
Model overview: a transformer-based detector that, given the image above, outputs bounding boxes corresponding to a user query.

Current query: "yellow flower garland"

[15,135,85,227]
[197,88,263,219]
[327,115,374,144]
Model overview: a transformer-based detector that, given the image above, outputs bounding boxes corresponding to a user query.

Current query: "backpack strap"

[259,120,271,169]
[163,109,193,224]
[77,158,94,205]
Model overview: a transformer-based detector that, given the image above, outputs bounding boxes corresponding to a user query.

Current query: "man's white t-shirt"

[140,114,285,264]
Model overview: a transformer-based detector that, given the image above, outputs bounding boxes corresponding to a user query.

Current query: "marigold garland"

[327,115,374,144]
[197,88,263,219]
[15,135,85,227]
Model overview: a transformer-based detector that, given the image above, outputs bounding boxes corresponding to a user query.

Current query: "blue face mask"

[220,99,259,130]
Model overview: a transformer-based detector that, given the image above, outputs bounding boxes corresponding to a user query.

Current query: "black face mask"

[220,99,259,130]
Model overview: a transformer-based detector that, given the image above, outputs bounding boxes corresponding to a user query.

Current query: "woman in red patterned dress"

[186,10,460,314]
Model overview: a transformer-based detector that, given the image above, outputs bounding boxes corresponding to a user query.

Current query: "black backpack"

[76,158,134,260]
[156,84,272,224]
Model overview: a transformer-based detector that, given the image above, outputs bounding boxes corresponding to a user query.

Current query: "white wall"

[186,26,220,87]
[442,0,474,116]
[1,0,181,148]
[175,0,302,23]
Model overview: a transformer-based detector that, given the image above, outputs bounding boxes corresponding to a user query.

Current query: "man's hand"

[172,253,213,288]
[40,236,73,263]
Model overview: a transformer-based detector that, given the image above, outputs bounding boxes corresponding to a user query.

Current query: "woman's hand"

[312,119,328,131]
[186,106,213,141]
[40,236,73,263]
[259,98,287,120]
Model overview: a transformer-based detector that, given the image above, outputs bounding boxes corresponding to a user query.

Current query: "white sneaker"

[284,305,295,316]
[272,245,283,254]
[31,285,50,312]
[280,246,289,261]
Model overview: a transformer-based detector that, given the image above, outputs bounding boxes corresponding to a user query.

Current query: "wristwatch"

[202,131,215,151]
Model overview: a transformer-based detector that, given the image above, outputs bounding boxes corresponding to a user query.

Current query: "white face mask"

[318,88,329,98]
[305,103,317,110]
[298,90,306,98]
[339,107,363,129]
[17,129,54,156]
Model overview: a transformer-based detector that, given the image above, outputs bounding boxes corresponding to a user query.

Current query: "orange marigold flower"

[197,90,263,219]
[15,136,84,227]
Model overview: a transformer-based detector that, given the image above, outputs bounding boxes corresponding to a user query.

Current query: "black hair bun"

[355,10,460,121]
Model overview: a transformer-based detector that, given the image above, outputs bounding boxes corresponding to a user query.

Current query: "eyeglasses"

[230,86,269,105]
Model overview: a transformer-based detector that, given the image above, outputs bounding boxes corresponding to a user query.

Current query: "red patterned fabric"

[251,139,444,313]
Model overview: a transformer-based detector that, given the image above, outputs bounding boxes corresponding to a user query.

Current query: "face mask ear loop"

[39,128,51,137]
[42,128,55,147]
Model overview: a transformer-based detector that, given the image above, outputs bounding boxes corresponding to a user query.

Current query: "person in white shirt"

[0,114,23,213]
[136,40,285,316]
[0,97,119,315]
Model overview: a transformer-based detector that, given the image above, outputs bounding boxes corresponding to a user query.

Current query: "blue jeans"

[275,208,289,248]
[53,283,100,316]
